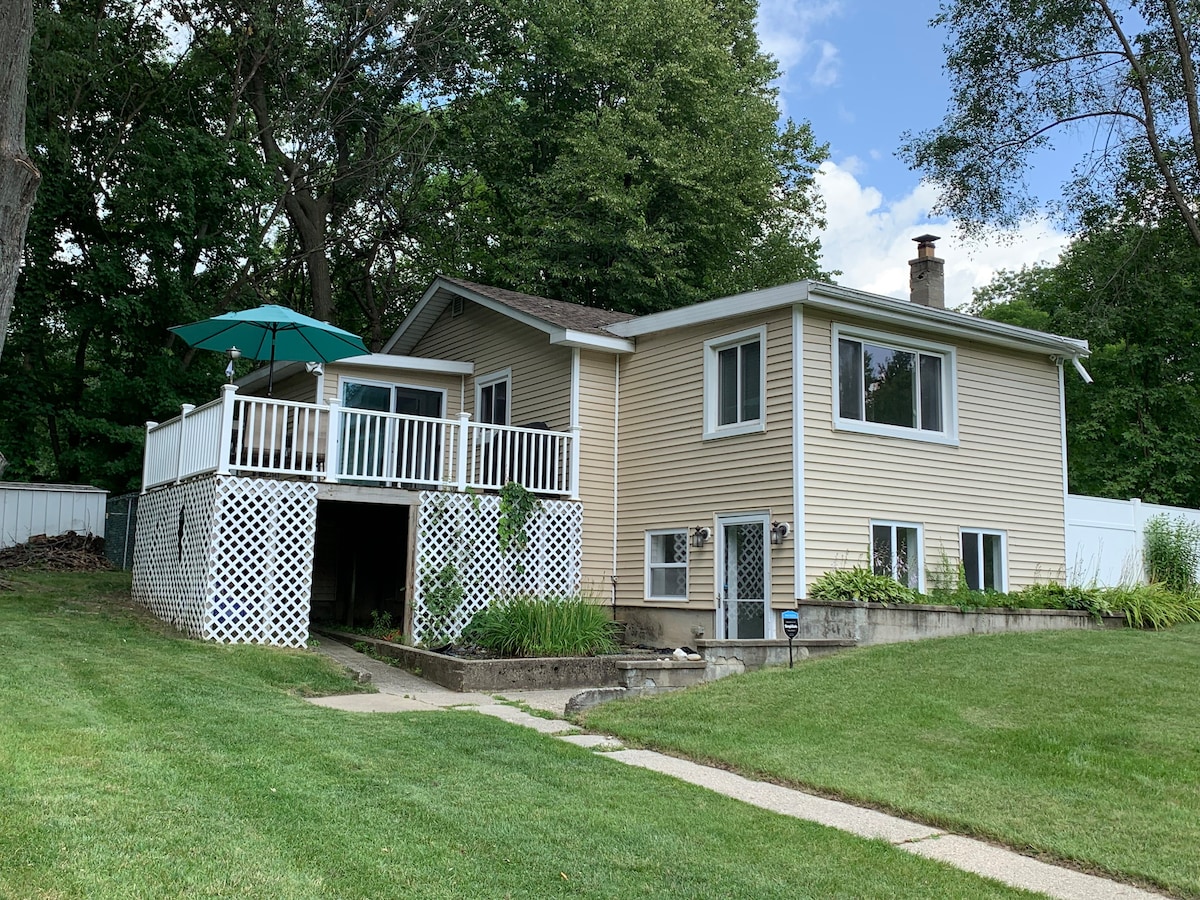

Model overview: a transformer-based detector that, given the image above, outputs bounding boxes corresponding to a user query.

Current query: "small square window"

[646,530,688,600]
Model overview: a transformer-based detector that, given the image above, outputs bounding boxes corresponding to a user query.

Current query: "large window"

[646,530,689,600]
[835,327,954,442]
[871,521,922,590]
[704,326,766,438]
[961,529,1006,592]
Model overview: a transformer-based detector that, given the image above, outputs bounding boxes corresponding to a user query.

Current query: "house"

[132,237,1091,648]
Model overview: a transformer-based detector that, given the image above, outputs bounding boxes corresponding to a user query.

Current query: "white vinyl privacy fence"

[1065,494,1200,587]
[0,482,107,547]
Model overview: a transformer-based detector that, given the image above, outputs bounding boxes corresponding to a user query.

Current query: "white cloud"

[756,1,843,95]
[814,160,1069,308]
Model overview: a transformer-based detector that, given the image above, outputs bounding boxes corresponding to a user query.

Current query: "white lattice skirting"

[131,476,317,648]
[411,491,583,645]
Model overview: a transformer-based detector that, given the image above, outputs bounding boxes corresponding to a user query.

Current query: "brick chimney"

[909,234,945,309]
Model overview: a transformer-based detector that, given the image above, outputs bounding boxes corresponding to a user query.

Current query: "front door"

[717,515,771,639]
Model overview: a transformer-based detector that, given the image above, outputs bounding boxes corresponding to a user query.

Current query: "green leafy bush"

[809,568,919,605]
[463,594,620,657]
[1007,583,1111,617]
[1144,515,1200,592]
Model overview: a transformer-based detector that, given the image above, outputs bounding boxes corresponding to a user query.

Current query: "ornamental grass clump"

[463,594,620,657]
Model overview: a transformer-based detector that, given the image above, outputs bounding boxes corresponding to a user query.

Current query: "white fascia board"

[606,282,810,337]
[607,278,1090,359]
[381,278,447,354]
[805,283,1091,358]
[549,328,635,353]
[333,354,474,375]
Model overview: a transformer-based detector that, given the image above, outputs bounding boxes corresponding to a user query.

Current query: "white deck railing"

[142,384,578,498]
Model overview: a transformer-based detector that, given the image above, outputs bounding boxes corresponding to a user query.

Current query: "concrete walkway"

[309,640,1167,900]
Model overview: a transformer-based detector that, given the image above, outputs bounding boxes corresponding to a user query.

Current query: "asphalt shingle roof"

[442,278,637,336]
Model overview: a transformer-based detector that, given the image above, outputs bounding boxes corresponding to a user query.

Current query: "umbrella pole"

[267,325,277,397]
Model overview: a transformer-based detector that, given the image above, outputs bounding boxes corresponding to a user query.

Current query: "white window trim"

[832,324,958,446]
[869,519,924,592]
[337,375,448,416]
[959,527,1008,593]
[474,368,512,426]
[645,529,689,601]
[703,325,767,440]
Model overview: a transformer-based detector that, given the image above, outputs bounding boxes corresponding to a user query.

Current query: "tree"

[970,218,1200,507]
[434,0,828,314]
[0,2,270,491]
[177,0,505,339]
[0,0,40,363]
[900,0,1200,247]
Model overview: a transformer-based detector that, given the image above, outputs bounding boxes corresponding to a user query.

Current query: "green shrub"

[463,594,620,657]
[809,568,919,605]
[1144,515,1200,592]
[1007,583,1111,617]
[1104,583,1200,629]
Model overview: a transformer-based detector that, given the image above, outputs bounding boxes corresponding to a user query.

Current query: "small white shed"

[0,482,107,548]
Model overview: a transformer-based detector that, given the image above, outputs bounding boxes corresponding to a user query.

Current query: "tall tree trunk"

[0,0,40,363]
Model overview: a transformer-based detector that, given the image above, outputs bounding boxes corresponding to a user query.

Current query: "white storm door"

[717,514,771,639]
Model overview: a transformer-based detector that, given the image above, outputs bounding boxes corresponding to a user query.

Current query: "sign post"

[781,609,799,669]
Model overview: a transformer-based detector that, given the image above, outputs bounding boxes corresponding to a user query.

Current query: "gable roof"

[385,274,1090,364]
[384,277,637,355]
[606,279,1091,360]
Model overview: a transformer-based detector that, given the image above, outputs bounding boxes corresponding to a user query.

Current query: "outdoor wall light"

[691,526,711,548]
[771,521,792,545]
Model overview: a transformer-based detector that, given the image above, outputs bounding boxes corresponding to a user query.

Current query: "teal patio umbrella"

[170,305,370,396]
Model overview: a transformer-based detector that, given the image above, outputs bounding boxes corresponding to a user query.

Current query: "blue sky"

[756,1,1071,306]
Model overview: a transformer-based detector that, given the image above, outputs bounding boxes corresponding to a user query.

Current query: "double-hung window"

[961,529,1006,592]
[646,530,688,600]
[704,326,766,438]
[476,370,510,425]
[834,327,955,442]
[871,521,922,590]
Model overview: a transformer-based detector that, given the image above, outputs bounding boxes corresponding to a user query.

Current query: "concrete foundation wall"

[796,600,1124,645]
[616,605,714,649]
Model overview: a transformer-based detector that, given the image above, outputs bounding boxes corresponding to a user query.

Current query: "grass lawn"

[0,573,1037,899]
[583,626,1200,898]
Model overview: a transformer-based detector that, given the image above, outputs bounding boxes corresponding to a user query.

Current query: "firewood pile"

[0,532,112,571]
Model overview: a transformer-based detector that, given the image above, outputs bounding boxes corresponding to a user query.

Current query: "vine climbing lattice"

[411,491,583,644]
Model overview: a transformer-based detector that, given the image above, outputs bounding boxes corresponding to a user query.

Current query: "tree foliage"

[0,2,269,490]
[4,0,829,490]
[901,0,1200,247]
[435,0,828,314]
[970,217,1200,507]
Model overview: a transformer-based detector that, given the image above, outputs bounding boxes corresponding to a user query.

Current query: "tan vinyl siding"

[577,351,618,591]
[411,303,572,431]
[802,310,1066,591]
[616,309,795,608]
[243,370,319,403]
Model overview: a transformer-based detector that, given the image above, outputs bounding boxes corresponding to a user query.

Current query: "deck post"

[456,412,471,492]
[568,425,581,500]
[141,421,158,494]
[216,384,238,476]
[323,399,342,483]
[175,404,195,484]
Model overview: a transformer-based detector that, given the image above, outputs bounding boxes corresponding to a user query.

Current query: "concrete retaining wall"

[324,632,647,692]
[696,638,856,679]
[795,600,1125,646]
